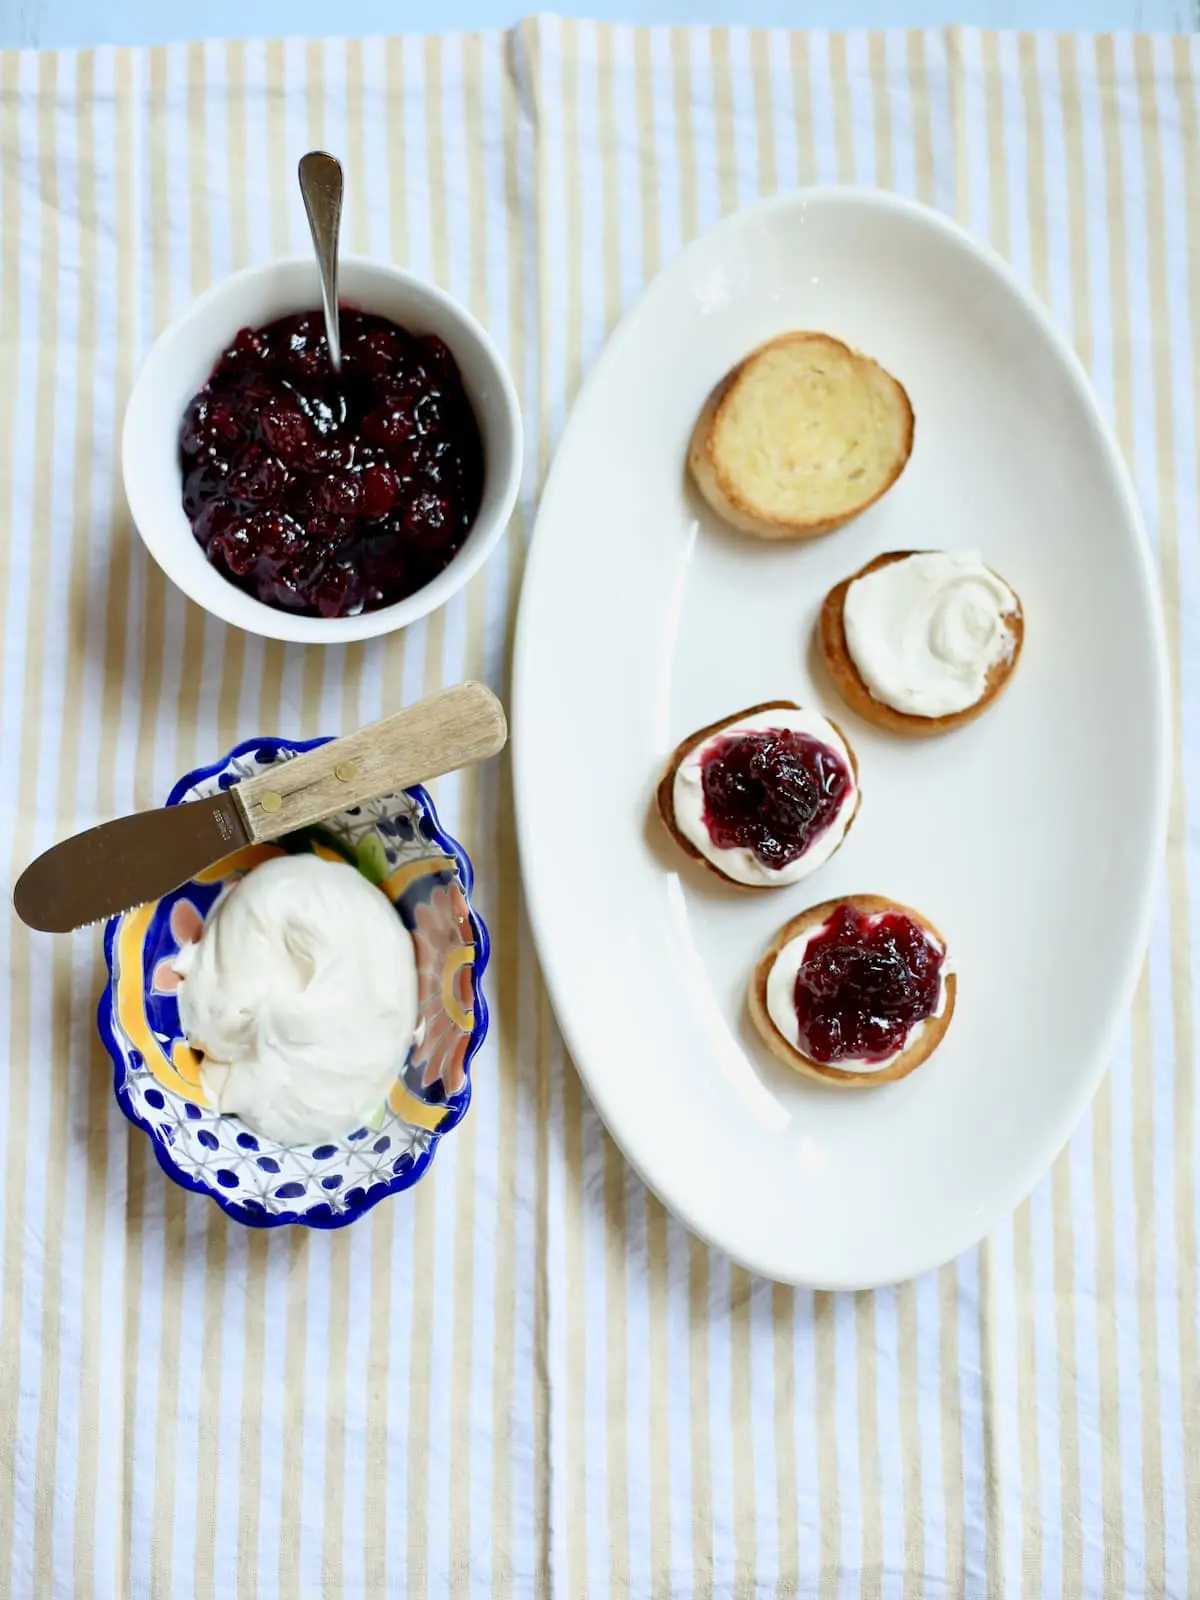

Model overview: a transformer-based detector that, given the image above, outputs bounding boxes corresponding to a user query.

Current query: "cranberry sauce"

[700,727,852,869]
[179,309,484,618]
[792,903,944,1065]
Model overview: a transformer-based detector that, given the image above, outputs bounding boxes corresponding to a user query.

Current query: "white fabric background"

[0,20,1195,1597]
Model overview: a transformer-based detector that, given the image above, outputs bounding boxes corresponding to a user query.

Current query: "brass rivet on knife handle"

[233,681,508,845]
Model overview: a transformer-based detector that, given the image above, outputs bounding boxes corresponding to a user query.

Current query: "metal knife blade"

[13,791,251,933]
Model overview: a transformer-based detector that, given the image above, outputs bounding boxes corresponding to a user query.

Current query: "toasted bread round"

[819,551,1024,737]
[748,893,956,1088]
[656,701,860,889]
[688,332,914,540]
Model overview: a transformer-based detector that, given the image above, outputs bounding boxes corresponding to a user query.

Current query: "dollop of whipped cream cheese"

[173,854,418,1146]
[765,913,951,1074]
[671,706,857,887]
[843,551,1019,717]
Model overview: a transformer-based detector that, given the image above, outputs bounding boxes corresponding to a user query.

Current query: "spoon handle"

[298,150,344,372]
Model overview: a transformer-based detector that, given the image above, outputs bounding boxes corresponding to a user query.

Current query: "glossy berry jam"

[179,309,484,618]
[700,727,851,869]
[792,903,944,1064]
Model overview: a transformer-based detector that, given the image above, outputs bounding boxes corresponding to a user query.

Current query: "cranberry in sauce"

[700,727,852,869]
[792,903,944,1065]
[178,309,485,618]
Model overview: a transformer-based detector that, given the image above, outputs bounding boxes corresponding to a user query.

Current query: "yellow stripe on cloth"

[0,23,1192,1597]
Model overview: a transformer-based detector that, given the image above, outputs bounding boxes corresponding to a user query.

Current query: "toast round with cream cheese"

[819,551,1024,736]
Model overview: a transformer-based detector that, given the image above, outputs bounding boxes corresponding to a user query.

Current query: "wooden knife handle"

[234,681,507,844]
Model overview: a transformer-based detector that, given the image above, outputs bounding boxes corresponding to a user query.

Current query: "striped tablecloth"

[0,19,1197,1597]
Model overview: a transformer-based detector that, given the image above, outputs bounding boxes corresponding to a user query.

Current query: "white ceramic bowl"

[122,257,522,644]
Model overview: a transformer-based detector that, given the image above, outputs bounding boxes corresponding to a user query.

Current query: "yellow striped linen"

[0,22,1195,1597]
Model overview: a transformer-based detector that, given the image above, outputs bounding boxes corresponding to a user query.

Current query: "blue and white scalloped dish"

[98,735,488,1228]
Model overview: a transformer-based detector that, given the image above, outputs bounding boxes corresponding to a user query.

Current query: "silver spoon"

[298,150,344,373]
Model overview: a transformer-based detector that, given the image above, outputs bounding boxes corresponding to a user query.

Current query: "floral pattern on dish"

[150,900,204,994]
[408,882,475,1100]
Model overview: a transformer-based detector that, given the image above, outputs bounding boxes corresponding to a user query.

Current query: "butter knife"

[13,681,507,933]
